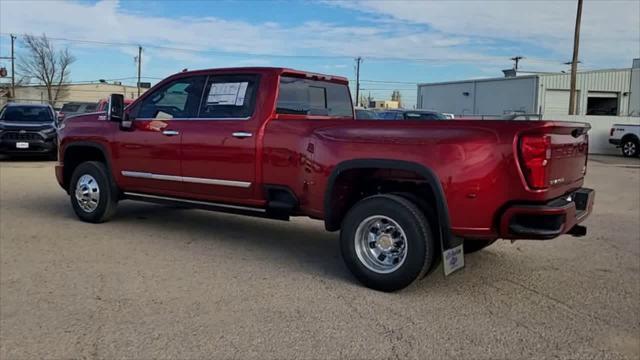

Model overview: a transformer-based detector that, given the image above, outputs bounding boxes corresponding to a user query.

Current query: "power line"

[1,32,570,65]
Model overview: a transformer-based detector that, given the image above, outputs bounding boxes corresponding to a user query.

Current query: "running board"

[122,192,289,220]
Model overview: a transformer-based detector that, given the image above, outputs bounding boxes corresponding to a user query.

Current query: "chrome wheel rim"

[623,142,636,156]
[354,215,408,274]
[74,174,100,212]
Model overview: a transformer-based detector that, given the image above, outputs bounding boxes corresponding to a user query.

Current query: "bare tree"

[17,34,75,105]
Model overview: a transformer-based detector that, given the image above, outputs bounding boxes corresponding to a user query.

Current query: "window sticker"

[207,82,248,106]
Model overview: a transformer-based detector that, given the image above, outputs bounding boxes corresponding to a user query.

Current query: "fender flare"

[323,158,453,247]
[62,141,114,189]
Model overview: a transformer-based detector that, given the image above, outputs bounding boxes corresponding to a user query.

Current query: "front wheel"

[340,194,435,292]
[69,161,118,223]
[621,139,639,157]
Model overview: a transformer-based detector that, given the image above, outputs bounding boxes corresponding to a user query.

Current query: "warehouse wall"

[418,76,537,116]
[545,115,640,155]
[629,60,640,116]
[475,77,537,115]
[539,69,633,116]
[418,82,475,114]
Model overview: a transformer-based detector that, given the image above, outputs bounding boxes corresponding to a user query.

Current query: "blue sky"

[1,0,639,107]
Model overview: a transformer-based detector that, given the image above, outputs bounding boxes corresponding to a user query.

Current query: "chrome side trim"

[181,176,251,187]
[121,171,251,188]
[123,192,266,213]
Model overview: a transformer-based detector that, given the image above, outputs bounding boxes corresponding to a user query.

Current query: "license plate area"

[16,142,29,149]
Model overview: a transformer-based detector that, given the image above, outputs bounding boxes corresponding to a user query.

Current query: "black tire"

[621,139,639,157]
[463,239,496,254]
[391,192,441,277]
[340,194,435,292]
[69,161,118,223]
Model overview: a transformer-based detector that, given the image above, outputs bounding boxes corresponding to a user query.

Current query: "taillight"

[520,135,551,189]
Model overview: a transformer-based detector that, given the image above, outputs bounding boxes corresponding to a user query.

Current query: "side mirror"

[108,94,131,129]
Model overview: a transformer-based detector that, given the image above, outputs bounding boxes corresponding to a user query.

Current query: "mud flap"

[440,234,464,276]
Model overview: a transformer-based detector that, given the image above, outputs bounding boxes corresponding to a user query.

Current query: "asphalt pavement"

[0,155,638,359]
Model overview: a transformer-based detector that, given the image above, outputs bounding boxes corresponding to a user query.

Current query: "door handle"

[162,130,180,136]
[232,132,253,139]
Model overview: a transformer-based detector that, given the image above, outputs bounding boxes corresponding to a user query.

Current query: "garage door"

[544,89,580,116]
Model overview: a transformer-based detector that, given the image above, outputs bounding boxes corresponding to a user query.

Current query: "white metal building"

[418,59,640,118]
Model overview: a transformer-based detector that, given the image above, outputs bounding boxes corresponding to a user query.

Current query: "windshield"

[404,112,447,120]
[355,109,379,119]
[60,103,80,112]
[0,106,53,122]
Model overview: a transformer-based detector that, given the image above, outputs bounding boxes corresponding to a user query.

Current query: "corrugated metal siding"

[539,69,632,115]
[418,77,537,115]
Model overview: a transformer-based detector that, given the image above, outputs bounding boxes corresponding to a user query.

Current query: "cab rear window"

[276,76,352,117]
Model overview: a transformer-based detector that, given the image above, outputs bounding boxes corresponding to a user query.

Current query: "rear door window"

[276,76,352,117]
[198,74,259,119]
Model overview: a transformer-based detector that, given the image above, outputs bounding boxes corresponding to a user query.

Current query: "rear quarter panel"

[263,119,585,238]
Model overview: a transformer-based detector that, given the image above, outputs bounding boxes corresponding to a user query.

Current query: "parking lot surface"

[1,155,639,359]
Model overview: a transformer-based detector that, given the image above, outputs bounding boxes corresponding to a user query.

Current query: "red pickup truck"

[55,67,594,291]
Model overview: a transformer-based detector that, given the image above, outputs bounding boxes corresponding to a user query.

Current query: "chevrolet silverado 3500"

[55,67,594,291]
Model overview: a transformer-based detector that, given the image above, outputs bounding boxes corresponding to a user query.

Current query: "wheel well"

[621,134,639,144]
[325,167,441,232]
[62,145,107,191]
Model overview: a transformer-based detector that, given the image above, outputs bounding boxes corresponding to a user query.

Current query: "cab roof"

[172,67,350,85]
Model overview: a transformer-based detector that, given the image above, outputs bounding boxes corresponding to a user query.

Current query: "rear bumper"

[609,139,621,146]
[499,188,595,240]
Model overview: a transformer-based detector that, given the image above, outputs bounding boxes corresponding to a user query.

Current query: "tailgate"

[518,121,589,191]
[547,123,589,187]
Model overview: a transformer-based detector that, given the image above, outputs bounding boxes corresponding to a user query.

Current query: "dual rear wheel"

[340,194,435,292]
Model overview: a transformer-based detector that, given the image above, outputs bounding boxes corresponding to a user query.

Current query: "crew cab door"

[113,75,206,194]
[179,74,261,203]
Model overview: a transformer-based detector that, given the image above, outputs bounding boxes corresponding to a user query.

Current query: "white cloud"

[1,0,637,84]
[0,0,532,66]
[330,0,640,69]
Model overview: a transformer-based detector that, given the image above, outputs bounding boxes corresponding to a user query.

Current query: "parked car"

[378,109,448,120]
[58,102,99,120]
[0,103,58,158]
[354,108,380,119]
[609,124,640,157]
[55,67,594,292]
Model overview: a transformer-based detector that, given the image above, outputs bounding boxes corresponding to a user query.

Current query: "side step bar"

[122,192,289,220]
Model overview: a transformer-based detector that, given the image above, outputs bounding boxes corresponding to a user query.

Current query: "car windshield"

[0,106,53,122]
[355,109,378,119]
[379,111,399,120]
[60,104,81,112]
[404,112,448,120]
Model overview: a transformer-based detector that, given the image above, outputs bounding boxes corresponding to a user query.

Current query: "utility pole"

[355,57,362,107]
[137,45,142,97]
[510,56,524,70]
[10,34,15,98]
[568,0,583,115]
